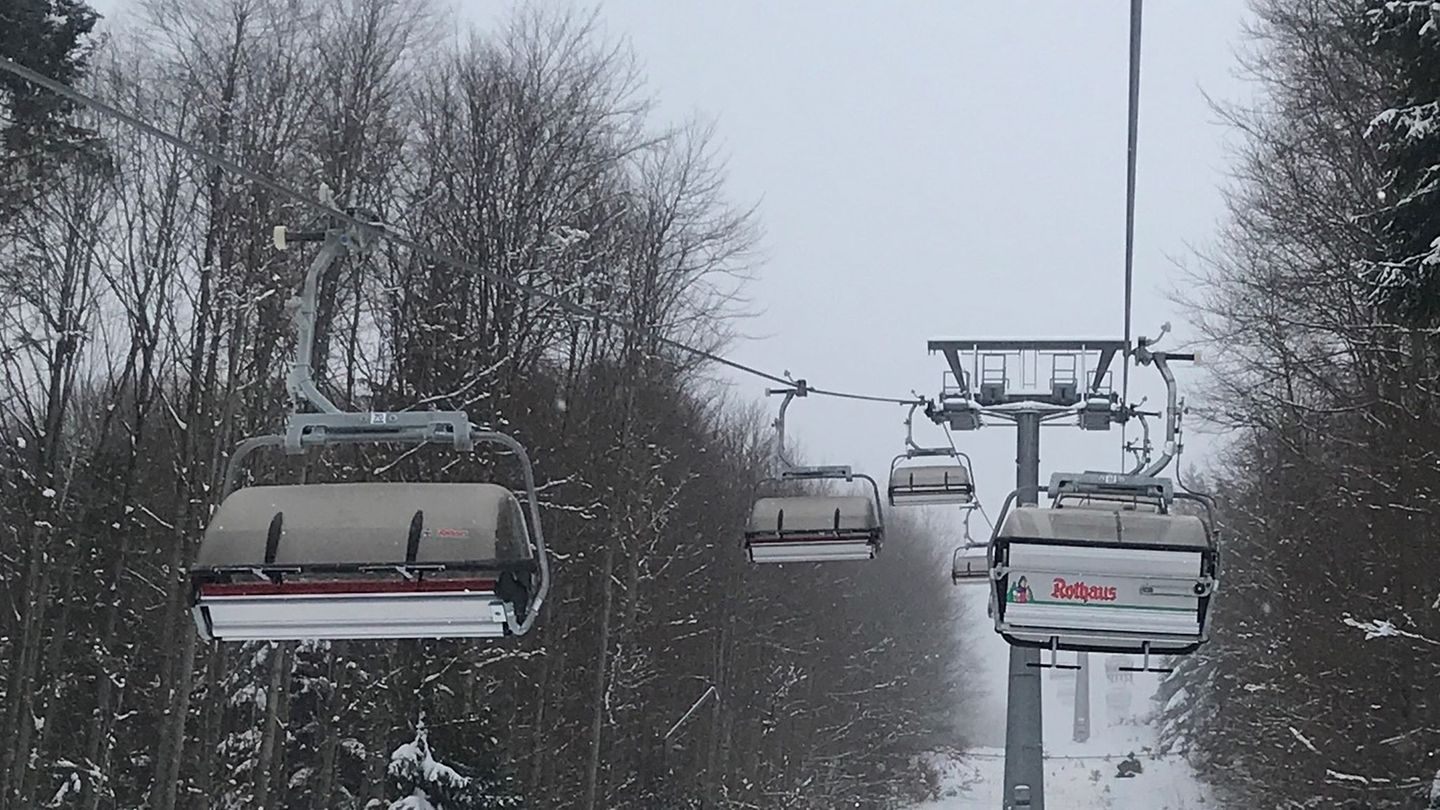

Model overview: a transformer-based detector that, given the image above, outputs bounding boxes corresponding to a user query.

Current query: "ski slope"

[915,590,1211,809]
[915,724,1210,809]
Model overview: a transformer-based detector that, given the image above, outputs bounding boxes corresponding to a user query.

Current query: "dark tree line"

[0,0,102,219]
[0,1,973,808]
[1160,1,1440,806]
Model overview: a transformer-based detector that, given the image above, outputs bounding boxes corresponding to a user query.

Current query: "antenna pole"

[1121,0,1144,469]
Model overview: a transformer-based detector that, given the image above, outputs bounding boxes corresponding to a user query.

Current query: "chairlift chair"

[888,402,977,507]
[192,463,543,641]
[889,462,974,506]
[950,506,991,585]
[986,472,1218,666]
[951,543,990,585]
[746,490,882,563]
[189,219,551,641]
[743,384,885,564]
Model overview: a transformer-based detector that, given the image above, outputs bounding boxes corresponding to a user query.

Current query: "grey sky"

[472,1,1252,510]
[84,0,1251,505]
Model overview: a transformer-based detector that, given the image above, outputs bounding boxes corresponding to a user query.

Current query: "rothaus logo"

[1051,577,1118,603]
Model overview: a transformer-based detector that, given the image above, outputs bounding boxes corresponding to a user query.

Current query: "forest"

[7,0,1440,808]
[1157,0,1440,806]
[0,0,969,808]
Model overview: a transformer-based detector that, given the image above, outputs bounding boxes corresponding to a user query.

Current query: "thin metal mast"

[1121,0,1144,465]
[1003,411,1046,809]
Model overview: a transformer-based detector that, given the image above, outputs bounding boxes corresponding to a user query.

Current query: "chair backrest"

[890,463,972,488]
[998,506,1208,549]
[747,495,878,535]
[196,482,531,568]
[1055,492,1164,513]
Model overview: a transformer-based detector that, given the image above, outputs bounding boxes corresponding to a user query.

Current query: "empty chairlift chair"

[189,220,551,642]
[887,403,978,508]
[746,487,883,563]
[888,459,975,506]
[951,543,990,585]
[951,507,990,585]
[987,473,1218,662]
[743,382,885,564]
[192,480,537,641]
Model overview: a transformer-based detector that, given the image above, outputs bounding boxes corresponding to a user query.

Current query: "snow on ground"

[914,725,1210,810]
[912,589,1211,809]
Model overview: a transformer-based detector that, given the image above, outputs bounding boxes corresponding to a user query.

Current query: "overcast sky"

[460,0,1252,512]
[91,0,1254,745]
[86,0,1252,505]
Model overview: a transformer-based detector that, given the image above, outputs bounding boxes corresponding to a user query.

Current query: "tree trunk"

[255,641,294,810]
[148,626,198,810]
[581,538,616,810]
[19,547,80,806]
[312,647,348,809]
[192,645,228,807]
[2,525,55,810]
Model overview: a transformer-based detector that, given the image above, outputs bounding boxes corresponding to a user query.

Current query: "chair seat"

[192,576,507,640]
[746,538,877,563]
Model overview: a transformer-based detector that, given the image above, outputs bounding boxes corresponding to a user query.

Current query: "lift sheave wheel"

[191,482,537,641]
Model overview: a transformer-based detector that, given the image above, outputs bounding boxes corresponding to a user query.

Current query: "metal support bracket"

[1131,330,1197,477]
[283,221,374,415]
[780,465,854,481]
[282,411,475,454]
[1047,471,1172,503]
[767,381,809,473]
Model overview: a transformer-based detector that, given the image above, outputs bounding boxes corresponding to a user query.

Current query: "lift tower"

[927,338,1129,810]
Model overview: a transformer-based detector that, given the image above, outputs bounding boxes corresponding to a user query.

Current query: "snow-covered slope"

[913,591,1211,809]
[914,728,1210,809]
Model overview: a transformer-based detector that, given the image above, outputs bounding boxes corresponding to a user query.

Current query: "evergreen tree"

[1164,0,1440,804]
[0,0,102,213]
[387,718,522,810]
[1363,0,1440,324]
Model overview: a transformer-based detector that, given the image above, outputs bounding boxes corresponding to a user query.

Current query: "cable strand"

[1121,0,1144,465]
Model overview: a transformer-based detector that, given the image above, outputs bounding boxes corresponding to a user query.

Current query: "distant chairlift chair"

[887,404,977,508]
[189,219,551,642]
[875,402,990,582]
[951,543,991,585]
[880,403,989,583]
[743,383,886,563]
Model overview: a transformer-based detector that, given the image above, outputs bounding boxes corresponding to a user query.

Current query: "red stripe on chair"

[747,536,877,544]
[200,578,498,597]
